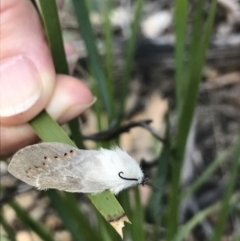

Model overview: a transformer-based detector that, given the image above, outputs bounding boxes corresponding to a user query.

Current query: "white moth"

[8,142,146,195]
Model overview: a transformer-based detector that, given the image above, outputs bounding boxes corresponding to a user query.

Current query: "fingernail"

[0,56,42,117]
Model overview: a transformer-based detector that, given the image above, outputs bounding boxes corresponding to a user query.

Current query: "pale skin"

[0,0,95,157]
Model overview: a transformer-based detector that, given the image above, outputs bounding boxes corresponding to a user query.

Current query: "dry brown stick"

[82,119,165,142]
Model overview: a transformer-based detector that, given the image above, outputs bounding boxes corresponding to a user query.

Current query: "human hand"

[0,0,95,157]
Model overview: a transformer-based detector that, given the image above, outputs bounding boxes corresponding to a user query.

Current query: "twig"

[82,119,165,142]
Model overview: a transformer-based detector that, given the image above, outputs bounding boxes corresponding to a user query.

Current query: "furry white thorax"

[97,147,144,194]
[77,147,144,194]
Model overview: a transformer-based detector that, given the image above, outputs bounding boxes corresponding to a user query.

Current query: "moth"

[8,142,146,194]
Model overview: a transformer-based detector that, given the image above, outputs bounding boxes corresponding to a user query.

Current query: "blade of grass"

[174,0,188,110]
[0,210,16,241]
[102,0,115,117]
[38,0,68,74]
[29,110,129,237]
[95,210,117,241]
[117,190,132,237]
[91,77,103,132]
[182,147,230,199]
[61,192,102,241]
[1,238,11,241]
[173,202,218,241]
[233,235,240,241]
[29,110,74,145]
[46,191,85,241]
[147,114,171,222]
[68,119,85,149]
[130,187,145,241]
[71,0,113,121]
[228,192,240,214]
[174,0,218,159]
[183,0,205,94]
[172,192,240,241]
[167,1,218,239]
[38,0,83,147]
[209,137,240,241]
[147,143,170,220]
[88,190,130,237]
[118,0,144,120]
[9,201,54,241]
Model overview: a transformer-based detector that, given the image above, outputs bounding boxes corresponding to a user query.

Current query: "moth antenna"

[118,171,138,182]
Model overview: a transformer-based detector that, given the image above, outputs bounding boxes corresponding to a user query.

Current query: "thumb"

[0,0,55,125]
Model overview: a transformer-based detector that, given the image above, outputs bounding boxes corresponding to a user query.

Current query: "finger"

[1,75,95,158]
[1,125,39,158]
[0,0,55,124]
[46,74,95,123]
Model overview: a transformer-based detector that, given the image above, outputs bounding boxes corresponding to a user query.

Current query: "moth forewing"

[8,143,83,189]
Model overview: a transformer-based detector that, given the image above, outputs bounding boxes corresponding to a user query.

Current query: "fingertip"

[0,125,38,158]
[46,75,95,121]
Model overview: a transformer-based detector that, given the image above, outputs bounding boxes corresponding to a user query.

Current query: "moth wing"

[8,142,86,192]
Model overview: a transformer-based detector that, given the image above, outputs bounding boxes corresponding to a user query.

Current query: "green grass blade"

[102,0,115,116]
[147,144,170,219]
[174,0,188,110]
[168,1,218,239]
[184,0,204,90]
[68,119,85,149]
[173,0,218,172]
[61,193,102,241]
[0,210,16,241]
[130,188,145,241]
[38,0,68,74]
[29,110,128,236]
[46,191,85,241]
[174,0,217,155]
[95,209,117,241]
[173,203,218,241]
[182,147,230,199]
[1,237,11,241]
[209,137,240,241]
[233,235,240,241]
[88,190,128,228]
[71,0,113,120]
[38,0,84,147]
[119,0,144,119]
[29,110,74,144]
[117,191,132,237]
[228,193,240,214]
[172,192,240,241]
[9,201,54,241]
[47,191,103,241]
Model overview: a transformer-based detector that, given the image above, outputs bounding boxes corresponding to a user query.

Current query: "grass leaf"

[174,0,188,110]
[118,0,145,120]
[167,1,218,238]
[9,201,54,241]
[0,210,16,241]
[71,0,113,120]
[209,137,240,241]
